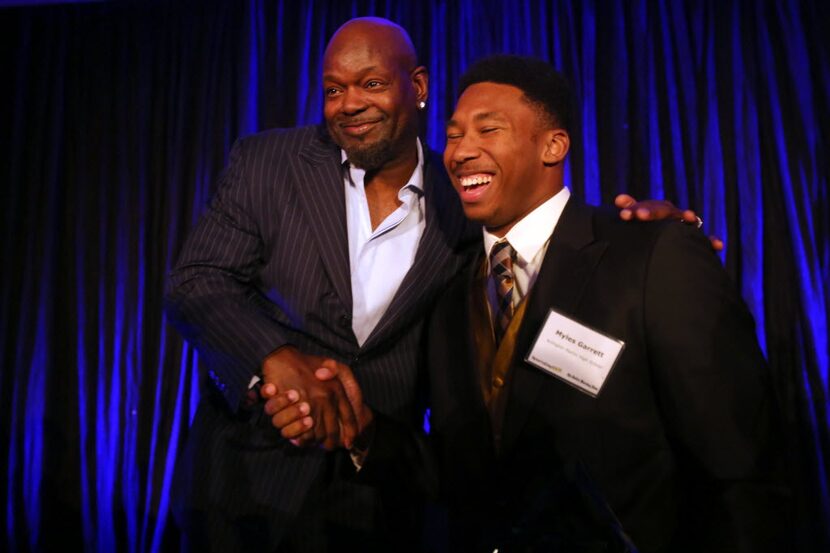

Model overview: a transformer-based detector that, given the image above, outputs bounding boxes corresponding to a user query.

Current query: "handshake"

[257,345,373,451]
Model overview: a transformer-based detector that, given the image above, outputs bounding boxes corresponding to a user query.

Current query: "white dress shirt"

[344,140,426,345]
[483,187,570,310]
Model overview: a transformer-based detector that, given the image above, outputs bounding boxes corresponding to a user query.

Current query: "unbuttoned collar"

[341,138,425,195]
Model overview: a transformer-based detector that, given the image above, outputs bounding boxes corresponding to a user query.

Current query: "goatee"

[344,138,394,172]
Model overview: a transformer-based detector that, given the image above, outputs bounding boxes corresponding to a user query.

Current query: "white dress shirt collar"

[483,187,570,265]
[342,140,425,195]
[483,187,570,300]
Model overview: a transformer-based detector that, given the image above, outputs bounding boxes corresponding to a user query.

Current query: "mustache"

[332,113,385,127]
[451,165,495,175]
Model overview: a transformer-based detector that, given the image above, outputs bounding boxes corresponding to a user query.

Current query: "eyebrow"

[446,111,508,128]
[322,65,384,83]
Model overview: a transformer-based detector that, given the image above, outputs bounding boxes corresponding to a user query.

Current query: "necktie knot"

[489,240,516,344]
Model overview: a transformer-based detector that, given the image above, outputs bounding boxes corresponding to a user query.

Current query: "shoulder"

[586,203,707,255]
[558,200,714,278]
[234,125,334,156]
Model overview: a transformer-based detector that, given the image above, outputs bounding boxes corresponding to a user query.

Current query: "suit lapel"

[362,148,477,350]
[500,198,608,455]
[294,127,353,315]
[451,253,498,459]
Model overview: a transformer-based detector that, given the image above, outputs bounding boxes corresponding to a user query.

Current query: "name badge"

[525,309,625,397]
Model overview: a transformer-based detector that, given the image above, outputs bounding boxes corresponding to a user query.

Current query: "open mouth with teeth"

[459,173,493,190]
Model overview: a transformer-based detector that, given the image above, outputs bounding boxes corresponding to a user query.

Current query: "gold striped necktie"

[489,239,516,344]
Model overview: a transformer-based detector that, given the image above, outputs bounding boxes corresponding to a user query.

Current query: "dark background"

[1,0,828,551]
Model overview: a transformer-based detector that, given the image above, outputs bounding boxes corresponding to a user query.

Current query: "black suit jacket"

[372,197,788,552]
[165,125,477,551]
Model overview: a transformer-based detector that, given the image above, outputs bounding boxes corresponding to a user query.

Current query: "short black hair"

[457,54,573,133]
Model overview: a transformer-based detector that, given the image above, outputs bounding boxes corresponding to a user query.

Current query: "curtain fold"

[2,1,828,551]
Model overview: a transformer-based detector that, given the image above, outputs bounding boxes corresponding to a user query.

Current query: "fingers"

[335,385,358,449]
[262,390,315,441]
[615,194,636,221]
[263,390,314,440]
[616,198,720,251]
[278,415,314,440]
[314,362,363,414]
[260,382,278,399]
[633,202,681,221]
[316,386,342,450]
[319,360,361,445]
[290,430,317,447]
[618,196,701,222]
[680,209,699,224]
[314,366,337,381]
[264,389,299,415]
[614,193,636,208]
[260,351,362,450]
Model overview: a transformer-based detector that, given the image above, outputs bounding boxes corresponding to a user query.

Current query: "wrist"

[349,413,376,471]
[357,407,374,438]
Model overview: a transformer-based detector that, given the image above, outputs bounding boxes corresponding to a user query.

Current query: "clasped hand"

[260,346,370,450]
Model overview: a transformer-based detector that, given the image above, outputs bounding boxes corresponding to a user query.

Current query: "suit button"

[340,314,351,327]
[493,376,504,388]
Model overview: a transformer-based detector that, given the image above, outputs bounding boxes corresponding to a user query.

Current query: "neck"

[364,136,418,191]
[362,136,419,229]
[486,183,563,238]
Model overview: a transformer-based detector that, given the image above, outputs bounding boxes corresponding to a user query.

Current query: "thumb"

[322,361,363,412]
[614,193,636,208]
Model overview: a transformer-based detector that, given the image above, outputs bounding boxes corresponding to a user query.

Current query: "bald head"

[324,17,418,71]
[321,17,428,172]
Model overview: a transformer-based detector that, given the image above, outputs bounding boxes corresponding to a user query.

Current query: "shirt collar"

[483,187,571,264]
[342,138,425,195]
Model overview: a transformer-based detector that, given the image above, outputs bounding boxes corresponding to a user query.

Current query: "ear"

[541,129,569,165]
[411,65,429,104]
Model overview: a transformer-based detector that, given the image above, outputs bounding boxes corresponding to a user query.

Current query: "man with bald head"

[167,17,473,552]
[166,16,698,552]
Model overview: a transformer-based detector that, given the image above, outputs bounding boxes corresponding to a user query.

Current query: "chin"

[460,208,489,226]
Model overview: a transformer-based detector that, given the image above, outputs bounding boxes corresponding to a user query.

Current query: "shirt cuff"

[348,419,376,472]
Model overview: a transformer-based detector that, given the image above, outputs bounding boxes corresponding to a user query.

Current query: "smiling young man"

[424,55,788,552]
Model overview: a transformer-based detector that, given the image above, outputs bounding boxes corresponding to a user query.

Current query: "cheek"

[442,149,452,169]
[323,103,338,123]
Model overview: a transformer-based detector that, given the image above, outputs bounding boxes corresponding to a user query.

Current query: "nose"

[340,87,368,115]
[447,133,480,166]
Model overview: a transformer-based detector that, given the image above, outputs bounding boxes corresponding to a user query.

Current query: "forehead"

[323,37,402,78]
[450,82,534,123]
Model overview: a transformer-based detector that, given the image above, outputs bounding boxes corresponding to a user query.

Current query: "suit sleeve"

[165,138,290,411]
[644,222,789,551]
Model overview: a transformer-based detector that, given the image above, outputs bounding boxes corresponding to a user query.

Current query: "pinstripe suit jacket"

[165,125,478,550]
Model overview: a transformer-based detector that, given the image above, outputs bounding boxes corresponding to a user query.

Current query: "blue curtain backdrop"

[1,0,828,551]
